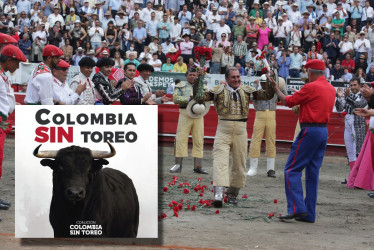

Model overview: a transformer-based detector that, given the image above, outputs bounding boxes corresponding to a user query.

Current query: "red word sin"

[35,127,73,143]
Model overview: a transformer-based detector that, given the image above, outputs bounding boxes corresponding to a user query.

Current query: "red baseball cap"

[304,59,326,71]
[1,44,27,62]
[42,45,64,57]
[56,59,70,68]
[0,33,17,44]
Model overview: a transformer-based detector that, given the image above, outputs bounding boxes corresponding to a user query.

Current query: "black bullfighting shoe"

[0,203,9,210]
[0,199,11,207]
[279,212,307,220]
[226,194,238,205]
[193,167,208,174]
[267,170,276,178]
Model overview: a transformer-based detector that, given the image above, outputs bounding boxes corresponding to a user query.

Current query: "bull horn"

[91,142,116,159]
[33,144,58,158]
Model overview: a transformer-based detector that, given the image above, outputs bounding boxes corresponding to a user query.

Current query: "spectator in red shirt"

[341,54,355,73]
[269,59,336,223]
[95,41,110,59]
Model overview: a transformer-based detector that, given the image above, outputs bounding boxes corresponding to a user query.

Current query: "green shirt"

[249,9,263,18]
[232,25,246,39]
[161,63,174,72]
[332,18,345,36]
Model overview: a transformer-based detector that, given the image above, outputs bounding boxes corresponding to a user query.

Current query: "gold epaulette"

[209,84,224,94]
[242,85,256,94]
[175,81,187,88]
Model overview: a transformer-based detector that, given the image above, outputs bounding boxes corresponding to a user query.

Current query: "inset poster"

[15,106,158,238]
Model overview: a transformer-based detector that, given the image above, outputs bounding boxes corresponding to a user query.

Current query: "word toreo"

[34,109,138,143]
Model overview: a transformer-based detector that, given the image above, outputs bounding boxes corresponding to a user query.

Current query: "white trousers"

[344,114,356,162]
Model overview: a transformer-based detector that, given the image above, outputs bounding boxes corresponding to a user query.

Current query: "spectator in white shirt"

[213,19,231,41]
[89,19,104,51]
[149,53,162,71]
[140,2,154,23]
[170,17,182,43]
[362,1,374,27]
[206,6,220,34]
[354,31,371,62]
[47,5,65,28]
[339,35,353,60]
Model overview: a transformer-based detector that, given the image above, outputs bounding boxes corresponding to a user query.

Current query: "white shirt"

[326,3,337,13]
[89,26,104,43]
[140,7,154,23]
[214,24,231,41]
[33,30,47,45]
[265,17,277,29]
[52,77,80,105]
[115,15,128,28]
[47,13,65,27]
[170,22,181,40]
[274,24,287,38]
[25,63,54,105]
[339,41,353,54]
[161,42,173,54]
[0,71,11,117]
[70,72,95,105]
[283,20,293,33]
[134,75,161,104]
[207,12,221,31]
[362,6,374,21]
[287,10,301,25]
[149,58,162,72]
[354,38,371,53]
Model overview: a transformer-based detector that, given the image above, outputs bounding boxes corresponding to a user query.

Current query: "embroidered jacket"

[92,71,124,105]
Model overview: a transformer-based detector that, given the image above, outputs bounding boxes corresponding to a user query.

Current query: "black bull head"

[33,143,116,202]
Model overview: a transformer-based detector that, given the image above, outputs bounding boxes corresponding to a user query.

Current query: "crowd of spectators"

[1,0,374,82]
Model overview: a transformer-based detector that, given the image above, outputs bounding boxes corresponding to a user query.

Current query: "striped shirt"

[232,41,247,57]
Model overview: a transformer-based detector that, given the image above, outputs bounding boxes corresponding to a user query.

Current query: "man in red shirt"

[341,53,355,73]
[268,59,336,223]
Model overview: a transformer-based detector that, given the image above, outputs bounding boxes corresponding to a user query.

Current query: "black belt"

[179,106,187,109]
[220,119,248,122]
[300,123,327,128]
[290,69,299,71]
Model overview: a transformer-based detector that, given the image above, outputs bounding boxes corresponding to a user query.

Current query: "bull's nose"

[65,187,86,201]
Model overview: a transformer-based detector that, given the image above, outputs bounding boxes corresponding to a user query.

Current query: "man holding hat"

[25,44,64,105]
[269,59,336,222]
[70,56,97,105]
[52,60,86,105]
[193,67,274,207]
[170,67,209,175]
[0,44,27,214]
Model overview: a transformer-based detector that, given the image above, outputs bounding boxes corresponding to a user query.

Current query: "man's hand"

[121,79,134,90]
[161,95,171,103]
[337,87,343,98]
[142,92,153,103]
[345,87,350,96]
[266,75,277,89]
[155,89,164,97]
[75,81,87,95]
[354,108,374,117]
[145,99,157,105]
[197,68,205,77]
[361,84,374,100]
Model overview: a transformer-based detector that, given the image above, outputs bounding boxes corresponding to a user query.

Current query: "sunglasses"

[221,35,226,37]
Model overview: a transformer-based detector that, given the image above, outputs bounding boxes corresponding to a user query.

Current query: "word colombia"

[70,221,103,236]
[34,109,138,143]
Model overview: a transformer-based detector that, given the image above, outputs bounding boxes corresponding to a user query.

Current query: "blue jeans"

[210,62,221,74]
[92,42,101,51]
[289,69,300,78]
